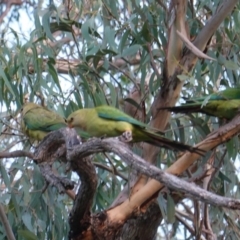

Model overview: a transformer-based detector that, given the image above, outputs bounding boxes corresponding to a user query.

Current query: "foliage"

[0,0,240,239]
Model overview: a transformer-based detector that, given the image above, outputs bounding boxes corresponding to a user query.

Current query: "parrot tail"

[159,105,202,114]
[144,131,205,155]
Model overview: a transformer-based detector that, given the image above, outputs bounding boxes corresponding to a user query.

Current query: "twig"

[146,42,161,80]
[175,212,195,236]
[38,163,75,194]
[0,0,24,24]
[176,30,215,61]
[0,203,16,240]
[0,150,33,159]
[94,161,128,181]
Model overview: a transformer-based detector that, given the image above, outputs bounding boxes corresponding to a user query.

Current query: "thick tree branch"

[4,112,240,230]
[65,132,98,239]
[33,128,97,239]
[108,113,240,221]
[38,163,75,193]
[67,135,240,210]
[193,0,238,51]
[3,113,240,238]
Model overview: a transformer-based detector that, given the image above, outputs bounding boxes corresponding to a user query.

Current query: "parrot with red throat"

[21,102,66,141]
[66,105,204,154]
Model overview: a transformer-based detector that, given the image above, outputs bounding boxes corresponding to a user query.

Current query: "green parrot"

[162,88,240,120]
[21,102,66,141]
[66,105,204,154]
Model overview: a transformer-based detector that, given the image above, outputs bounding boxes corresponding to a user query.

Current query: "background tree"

[0,0,240,239]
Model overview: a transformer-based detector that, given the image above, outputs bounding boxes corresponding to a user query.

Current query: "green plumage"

[21,102,66,141]
[163,88,240,119]
[66,105,203,154]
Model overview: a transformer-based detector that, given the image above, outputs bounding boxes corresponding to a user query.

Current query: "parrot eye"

[70,117,73,122]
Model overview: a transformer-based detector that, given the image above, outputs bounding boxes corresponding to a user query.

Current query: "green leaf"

[81,20,93,42]
[167,193,175,223]
[226,137,238,159]
[107,82,117,106]
[176,118,185,143]
[119,29,130,53]
[42,11,54,41]
[22,212,33,231]
[18,230,38,240]
[121,44,141,57]
[177,74,190,81]
[223,60,239,70]
[141,21,151,42]
[218,171,232,184]
[0,164,21,220]
[104,26,117,51]
[47,58,62,93]
[157,194,167,220]
[50,21,73,33]
[123,98,142,110]
[0,65,15,97]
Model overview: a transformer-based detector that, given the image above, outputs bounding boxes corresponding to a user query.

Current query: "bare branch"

[38,163,75,193]
[71,138,240,207]
[176,30,215,61]
[108,113,240,221]
[4,114,240,238]
[0,150,33,159]
[0,203,16,240]
[27,56,142,75]
[33,128,97,238]
[0,0,24,24]
[175,212,195,236]
[194,0,238,51]
[94,162,128,181]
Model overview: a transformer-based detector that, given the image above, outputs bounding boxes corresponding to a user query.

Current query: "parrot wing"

[186,88,240,103]
[96,105,147,128]
[23,107,66,132]
[96,106,204,154]
[208,88,240,100]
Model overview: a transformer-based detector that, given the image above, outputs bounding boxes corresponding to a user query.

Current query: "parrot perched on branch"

[161,88,240,120]
[66,105,204,154]
[21,102,66,141]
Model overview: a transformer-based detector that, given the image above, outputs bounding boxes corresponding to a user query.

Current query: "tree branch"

[0,203,16,240]
[4,114,240,238]
[0,150,33,159]
[14,111,240,231]
[67,136,240,210]
[33,128,97,239]
[107,113,240,221]
[38,163,75,193]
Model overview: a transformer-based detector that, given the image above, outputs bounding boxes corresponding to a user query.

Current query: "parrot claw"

[119,130,133,142]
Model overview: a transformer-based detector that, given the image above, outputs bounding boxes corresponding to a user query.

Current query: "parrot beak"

[65,118,73,128]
